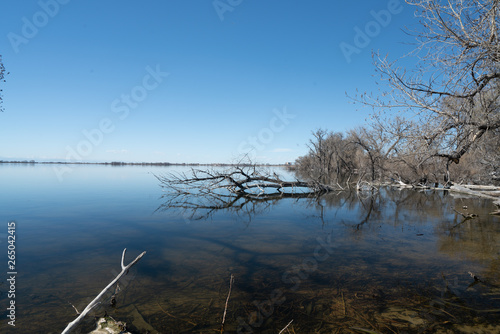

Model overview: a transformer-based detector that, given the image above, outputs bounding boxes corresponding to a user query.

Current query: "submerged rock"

[89,316,131,334]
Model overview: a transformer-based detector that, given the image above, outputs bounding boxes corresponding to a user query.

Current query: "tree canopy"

[366,0,499,164]
[0,55,6,112]
[295,1,500,186]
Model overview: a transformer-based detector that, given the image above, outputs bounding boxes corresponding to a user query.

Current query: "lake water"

[0,164,499,333]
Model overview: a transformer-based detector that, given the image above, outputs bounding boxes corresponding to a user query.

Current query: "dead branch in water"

[278,319,294,333]
[453,209,478,220]
[61,249,146,334]
[220,274,234,333]
[156,165,339,198]
[155,165,343,220]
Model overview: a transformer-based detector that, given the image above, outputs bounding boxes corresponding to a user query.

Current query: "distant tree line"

[296,0,500,187]
[0,161,289,167]
[0,160,36,164]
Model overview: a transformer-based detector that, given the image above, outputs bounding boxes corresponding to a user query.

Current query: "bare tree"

[305,129,333,183]
[0,55,6,112]
[358,0,500,182]
[296,129,359,186]
[347,127,385,182]
[477,128,500,181]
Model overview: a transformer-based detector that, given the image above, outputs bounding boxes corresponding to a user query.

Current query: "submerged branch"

[220,274,234,333]
[61,249,146,334]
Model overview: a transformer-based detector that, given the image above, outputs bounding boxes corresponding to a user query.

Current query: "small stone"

[89,316,132,334]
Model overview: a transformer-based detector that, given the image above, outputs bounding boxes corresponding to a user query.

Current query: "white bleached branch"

[61,249,146,334]
[220,274,234,332]
[278,319,294,334]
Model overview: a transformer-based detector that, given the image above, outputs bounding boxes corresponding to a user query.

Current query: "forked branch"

[61,249,146,334]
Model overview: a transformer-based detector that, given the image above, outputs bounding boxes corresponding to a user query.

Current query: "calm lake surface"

[1,164,499,333]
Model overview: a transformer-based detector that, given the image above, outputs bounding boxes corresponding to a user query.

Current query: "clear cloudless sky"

[0,0,417,164]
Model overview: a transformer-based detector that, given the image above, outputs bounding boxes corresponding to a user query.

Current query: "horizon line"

[0,160,295,166]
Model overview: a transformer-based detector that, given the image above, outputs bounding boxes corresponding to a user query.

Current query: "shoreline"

[0,160,292,167]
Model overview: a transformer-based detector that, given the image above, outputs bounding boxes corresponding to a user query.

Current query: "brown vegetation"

[298,0,500,187]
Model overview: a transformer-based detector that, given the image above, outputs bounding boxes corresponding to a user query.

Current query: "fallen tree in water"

[155,165,346,220]
[156,164,500,220]
[155,165,340,198]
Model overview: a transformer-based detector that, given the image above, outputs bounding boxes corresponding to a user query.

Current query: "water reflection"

[0,166,498,333]
[153,180,500,333]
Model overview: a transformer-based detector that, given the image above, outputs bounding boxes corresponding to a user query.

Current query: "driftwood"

[461,185,500,191]
[449,185,500,208]
[278,319,294,333]
[391,181,500,207]
[220,274,234,333]
[61,249,146,334]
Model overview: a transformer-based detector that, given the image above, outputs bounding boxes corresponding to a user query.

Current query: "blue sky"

[0,0,415,164]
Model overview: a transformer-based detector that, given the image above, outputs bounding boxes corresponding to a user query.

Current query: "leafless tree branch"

[61,249,146,334]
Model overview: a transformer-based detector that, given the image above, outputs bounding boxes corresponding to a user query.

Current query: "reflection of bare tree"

[156,187,327,221]
[334,190,384,234]
[385,188,453,224]
[437,214,500,273]
[354,193,378,230]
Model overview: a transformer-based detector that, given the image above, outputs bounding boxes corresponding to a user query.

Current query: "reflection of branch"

[453,209,478,220]
[450,209,478,229]
[156,190,324,221]
[355,196,375,231]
